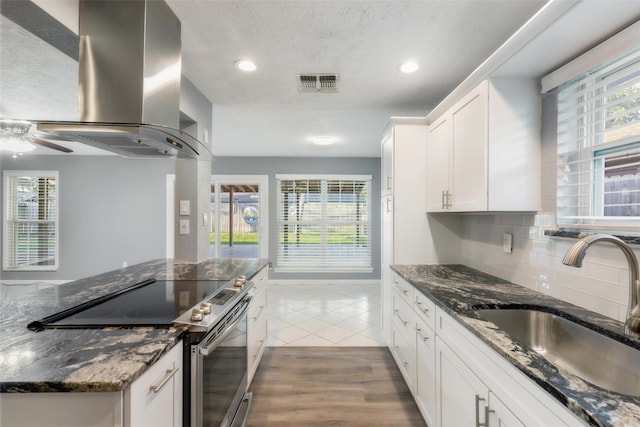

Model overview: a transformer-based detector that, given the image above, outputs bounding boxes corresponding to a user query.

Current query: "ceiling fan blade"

[31,138,74,153]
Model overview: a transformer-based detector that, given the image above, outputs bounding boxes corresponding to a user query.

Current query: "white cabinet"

[247,266,268,385]
[380,117,460,344]
[381,133,394,196]
[388,273,436,426]
[125,342,183,427]
[415,314,436,427]
[391,283,416,389]
[436,306,583,427]
[425,115,451,211]
[425,79,541,212]
[436,337,489,427]
[386,275,586,427]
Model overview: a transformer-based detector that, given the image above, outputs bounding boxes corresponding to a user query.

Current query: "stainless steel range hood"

[32,0,209,159]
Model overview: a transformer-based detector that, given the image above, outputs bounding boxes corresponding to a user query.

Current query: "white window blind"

[276,175,372,272]
[3,171,59,270]
[556,44,640,232]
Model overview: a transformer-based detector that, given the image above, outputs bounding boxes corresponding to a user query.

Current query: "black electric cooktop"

[28,279,230,330]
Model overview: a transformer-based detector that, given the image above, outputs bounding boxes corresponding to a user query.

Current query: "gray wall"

[212,156,382,281]
[1,155,175,281]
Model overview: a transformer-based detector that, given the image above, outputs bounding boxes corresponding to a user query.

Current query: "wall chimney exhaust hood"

[22,0,209,159]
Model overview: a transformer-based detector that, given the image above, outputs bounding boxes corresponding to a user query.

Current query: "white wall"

[459,92,640,323]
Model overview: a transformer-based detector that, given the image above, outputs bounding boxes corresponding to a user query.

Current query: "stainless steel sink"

[475,308,640,396]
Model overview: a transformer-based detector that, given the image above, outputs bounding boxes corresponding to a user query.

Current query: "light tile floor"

[267,281,385,346]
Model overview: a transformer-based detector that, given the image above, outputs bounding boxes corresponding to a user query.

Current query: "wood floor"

[246,347,428,427]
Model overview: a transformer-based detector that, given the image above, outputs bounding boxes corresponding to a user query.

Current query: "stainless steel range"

[27,276,254,427]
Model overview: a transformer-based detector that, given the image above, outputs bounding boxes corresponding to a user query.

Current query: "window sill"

[544,229,640,245]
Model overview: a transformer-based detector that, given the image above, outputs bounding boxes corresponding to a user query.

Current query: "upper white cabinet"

[426,79,541,212]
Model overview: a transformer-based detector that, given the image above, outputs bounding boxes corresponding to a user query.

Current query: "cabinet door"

[436,337,489,427]
[248,281,268,385]
[126,344,182,427]
[380,196,393,345]
[381,133,394,195]
[489,392,525,427]
[426,115,451,212]
[415,318,436,427]
[451,83,488,211]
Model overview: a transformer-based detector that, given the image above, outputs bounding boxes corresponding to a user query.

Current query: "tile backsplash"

[460,213,639,322]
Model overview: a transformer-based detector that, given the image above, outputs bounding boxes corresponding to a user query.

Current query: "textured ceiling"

[165,0,547,157]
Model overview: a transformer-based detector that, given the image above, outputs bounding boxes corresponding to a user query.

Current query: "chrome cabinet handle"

[394,310,408,326]
[475,395,487,427]
[252,305,265,321]
[416,328,429,343]
[387,176,392,190]
[441,190,446,210]
[446,191,452,209]
[415,301,430,314]
[149,367,178,394]
[485,406,495,427]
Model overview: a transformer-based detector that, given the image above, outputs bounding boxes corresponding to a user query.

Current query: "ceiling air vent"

[296,74,339,93]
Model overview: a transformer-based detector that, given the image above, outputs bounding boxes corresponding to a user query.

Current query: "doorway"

[210,175,268,259]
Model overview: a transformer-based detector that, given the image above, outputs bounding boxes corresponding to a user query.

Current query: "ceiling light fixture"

[0,119,36,157]
[312,136,337,146]
[400,61,419,74]
[235,59,257,72]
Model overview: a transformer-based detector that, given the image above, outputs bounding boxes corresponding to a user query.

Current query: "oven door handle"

[199,297,251,356]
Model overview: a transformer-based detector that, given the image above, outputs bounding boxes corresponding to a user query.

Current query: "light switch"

[203,212,209,226]
[503,233,513,254]
[180,200,190,216]
[180,219,190,235]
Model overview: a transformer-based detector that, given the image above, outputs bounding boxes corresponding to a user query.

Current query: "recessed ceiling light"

[235,59,257,72]
[400,61,419,74]
[311,136,337,146]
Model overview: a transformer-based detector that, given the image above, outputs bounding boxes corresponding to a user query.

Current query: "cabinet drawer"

[414,291,435,329]
[392,290,415,343]
[392,273,413,306]
[392,327,415,391]
[126,343,182,427]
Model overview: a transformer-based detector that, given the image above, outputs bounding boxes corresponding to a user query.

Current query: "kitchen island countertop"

[0,258,268,393]
[391,264,640,427]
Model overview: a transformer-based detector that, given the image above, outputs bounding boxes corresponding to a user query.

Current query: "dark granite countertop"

[391,264,640,427]
[0,258,268,393]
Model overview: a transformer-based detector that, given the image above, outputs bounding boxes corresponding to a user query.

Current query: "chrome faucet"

[562,234,640,338]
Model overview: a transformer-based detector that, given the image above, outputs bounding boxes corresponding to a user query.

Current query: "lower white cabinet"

[415,315,436,427]
[436,336,524,427]
[125,342,183,427]
[247,266,268,385]
[1,343,183,427]
[386,274,586,427]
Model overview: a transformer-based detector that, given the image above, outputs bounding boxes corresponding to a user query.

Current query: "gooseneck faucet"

[562,234,640,338]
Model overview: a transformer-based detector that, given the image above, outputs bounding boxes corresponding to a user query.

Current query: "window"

[3,171,58,270]
[556,44,640,232]
[276,175,372,272]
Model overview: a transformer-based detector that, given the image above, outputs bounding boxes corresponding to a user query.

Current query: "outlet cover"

[503,233,513,254]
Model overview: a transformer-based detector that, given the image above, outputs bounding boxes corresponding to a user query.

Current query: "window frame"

[275,174,373,273]
[555,47,640,233]
[3,170,59,271]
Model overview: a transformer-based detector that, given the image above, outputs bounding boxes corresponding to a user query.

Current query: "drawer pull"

[252,305,265,321]
[416,328,429,343]
[415,301,430,314]
[475,395,488,427]
[149,367,178,394]
[394,310,408,326]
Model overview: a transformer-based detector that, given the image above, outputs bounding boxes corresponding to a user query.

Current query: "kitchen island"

[0,258,268,393]
[391,264,640,427]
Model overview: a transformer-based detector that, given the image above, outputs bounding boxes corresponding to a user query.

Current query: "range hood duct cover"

[33,0,208,159]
